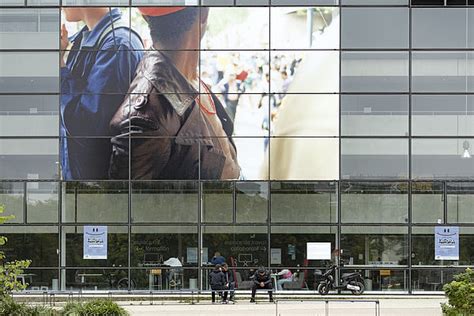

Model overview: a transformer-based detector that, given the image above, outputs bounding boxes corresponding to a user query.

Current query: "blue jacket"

[60,9,143,180]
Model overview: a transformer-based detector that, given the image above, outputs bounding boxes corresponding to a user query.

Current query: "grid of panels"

[1,0,474,294]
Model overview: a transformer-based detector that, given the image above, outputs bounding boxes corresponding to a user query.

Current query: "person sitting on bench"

[209,264,228,303]
[250,266,273,303]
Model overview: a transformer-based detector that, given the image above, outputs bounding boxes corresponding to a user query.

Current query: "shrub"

[441,268,474,316]
[61,299,128,316]
[0,296,58,316]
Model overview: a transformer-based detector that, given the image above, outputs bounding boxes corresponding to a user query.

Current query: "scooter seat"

[341,273,358,279]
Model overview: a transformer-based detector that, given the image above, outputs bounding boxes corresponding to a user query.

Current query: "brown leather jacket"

[109,50,240,180]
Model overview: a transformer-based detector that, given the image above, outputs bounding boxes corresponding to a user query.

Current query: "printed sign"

[435,226,459,260]
[271,248,282,264]
[83,226,107,260]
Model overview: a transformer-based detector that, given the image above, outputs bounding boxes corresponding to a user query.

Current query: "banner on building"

[83,226,107,260]
[435,226,459,260]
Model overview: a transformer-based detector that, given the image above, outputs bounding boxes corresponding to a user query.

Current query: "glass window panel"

[202,181,233,223]
[0,182,23,223]
[342,8,409,49]
[0,95,59,137]
[131,226,197,268]
[0,139,58,180]
[341,52,409,93]
[0,52,59,93]
[269,138,339,180]
[236,181,268,223]
[341,95,409,136]
[65,268,128,291]
[412,8,474,49]
[341,138,408,179]
[412,139,474,179]
[0,226,58,267]
[447,182,474,223]
[19,269,58,292]
[272,0,338,5]
[202,7,269,50]
[270,226,337,267]
[202,225,268,271]
[63,182,128,223]
[412,268,465,293]
[272,94,339,137]
[341,226,408,266]
[0,9,59,50]
[270,52,339,93]
[271,182,337,223]
[131,268,198,291]
[412,52,474,93]
[412,95,474,136]
[27,182,58,223]
[132,0,198,3]
[132,181,198,223]
[341,182,408,223]
[270,7,339,50]
[65,226,128,267]
[27,0,60,4]
[412,227,474,266]
[412,182,444,224]
[341,268,407,292]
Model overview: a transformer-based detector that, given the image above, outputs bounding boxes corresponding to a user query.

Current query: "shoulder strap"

[95,20,143,50]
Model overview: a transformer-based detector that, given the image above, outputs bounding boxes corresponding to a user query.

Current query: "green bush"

[61,299,128,316]
[442,268,474,316]
[0,296,58,316]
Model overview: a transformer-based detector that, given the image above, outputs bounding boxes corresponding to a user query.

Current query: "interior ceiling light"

[462,140,471,159]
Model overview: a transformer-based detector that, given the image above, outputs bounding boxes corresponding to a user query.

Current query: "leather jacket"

[109,50,240,180]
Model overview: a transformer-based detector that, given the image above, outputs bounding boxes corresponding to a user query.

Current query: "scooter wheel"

[351,281,365,295]
[318,283,329,295]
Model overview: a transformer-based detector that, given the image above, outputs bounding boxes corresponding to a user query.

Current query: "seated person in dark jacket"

[209,264,228,303]
[222,263,235,302]
[250,266,273,303]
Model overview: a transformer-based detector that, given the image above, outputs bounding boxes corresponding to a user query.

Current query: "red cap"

[138,7,186,17]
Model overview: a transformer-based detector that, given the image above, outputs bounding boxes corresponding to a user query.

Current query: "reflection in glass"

[64,182,128,223]
[342,95,408,136]
[341,226,408,266]
[27,182,58,223]
[65,226,128,267]
[0,226,58,267]
[447,182,474,223]
[341,52,409,92]
[236,182,268,223]
[341,182,408,223]
[341,138,408,179]
[412,139,474,179]
[341,268,407,292]
[412,269,463,292]
[202,182,233,223]
[271,182,337,223]
[342,8,408,49]
[132,181,198,223]
[131,268,198,291]
[412,182,443,224]
[0,182,23,223]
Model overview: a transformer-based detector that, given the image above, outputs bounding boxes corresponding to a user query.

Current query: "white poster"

[83,226,107,260]
[307,242,331,260]
[271,248,282,264]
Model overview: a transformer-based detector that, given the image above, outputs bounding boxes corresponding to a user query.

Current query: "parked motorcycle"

[317,264,365,295]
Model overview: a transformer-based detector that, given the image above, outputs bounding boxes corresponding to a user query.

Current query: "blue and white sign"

[83,226,107,260]
[435,226,459,260]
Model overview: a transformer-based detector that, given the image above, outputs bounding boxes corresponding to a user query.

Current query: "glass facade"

[0,0,473,294]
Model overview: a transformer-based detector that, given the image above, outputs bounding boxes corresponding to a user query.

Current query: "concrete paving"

[120,296,447,316]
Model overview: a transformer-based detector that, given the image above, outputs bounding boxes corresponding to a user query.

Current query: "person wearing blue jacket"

[60,7,143,180]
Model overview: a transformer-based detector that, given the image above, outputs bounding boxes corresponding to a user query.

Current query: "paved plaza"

[119,296,446,316]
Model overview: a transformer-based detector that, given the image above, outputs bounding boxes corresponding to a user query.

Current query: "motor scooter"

[317,264,365,295]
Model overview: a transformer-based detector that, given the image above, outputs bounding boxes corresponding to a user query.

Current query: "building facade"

[0,0,474,294]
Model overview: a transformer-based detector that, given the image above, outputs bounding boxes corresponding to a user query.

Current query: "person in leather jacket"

[250,266,273,303]
[109,7,240,180]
